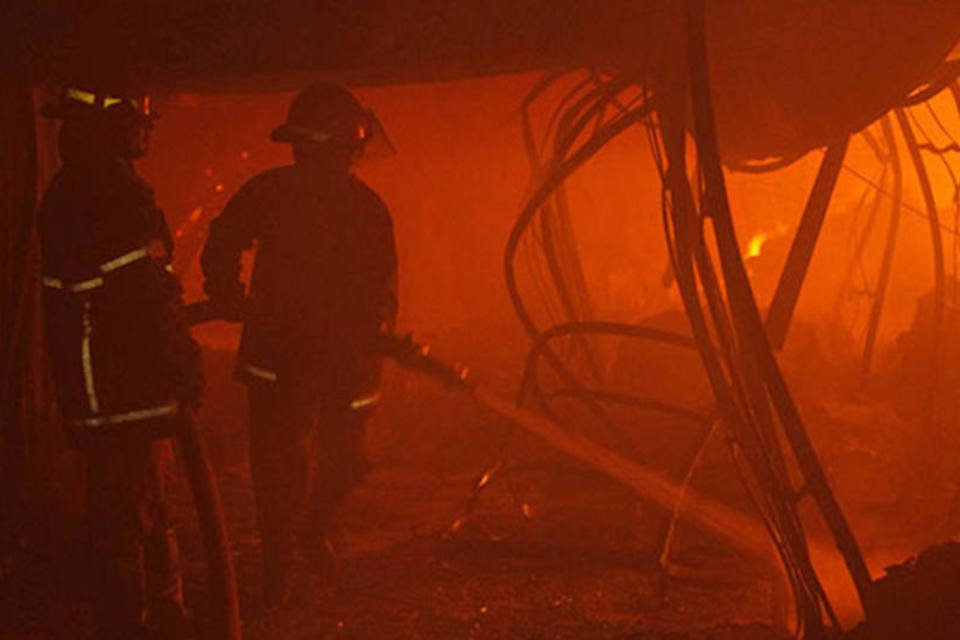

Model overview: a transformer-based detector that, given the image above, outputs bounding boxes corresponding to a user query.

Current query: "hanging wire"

[501,60,843,635]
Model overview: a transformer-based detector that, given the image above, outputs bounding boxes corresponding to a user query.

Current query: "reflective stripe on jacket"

[40,159,202,439]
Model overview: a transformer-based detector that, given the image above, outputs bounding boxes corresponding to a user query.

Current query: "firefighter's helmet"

[42,79,158,161]
[271,83,395,159]
[41,86,157,122]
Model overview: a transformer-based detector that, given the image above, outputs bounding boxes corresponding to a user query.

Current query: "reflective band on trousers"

[81,300,99,414]
[73,403,178,428]
[243,364,278,382]
[350,392,382,411]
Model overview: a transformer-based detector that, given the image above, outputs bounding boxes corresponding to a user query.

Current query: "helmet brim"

[269,110,397,163]
[40,98,160,121]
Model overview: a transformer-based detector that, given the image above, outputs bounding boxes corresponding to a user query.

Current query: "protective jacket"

[41,158,202,442]
[201,164,398,406]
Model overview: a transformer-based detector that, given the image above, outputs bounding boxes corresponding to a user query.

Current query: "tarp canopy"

[18,1,960,160]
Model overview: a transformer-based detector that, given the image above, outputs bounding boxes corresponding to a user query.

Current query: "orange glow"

[134,75,960,635]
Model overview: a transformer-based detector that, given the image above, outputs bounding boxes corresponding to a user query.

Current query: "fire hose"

[184,300,772,562]
[175,407,242,640]
[179,305,242,640]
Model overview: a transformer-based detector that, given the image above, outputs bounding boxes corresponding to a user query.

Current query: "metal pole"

[861,116,903,375]
[766,138,849,350]
[684,0,875,618]
[895,108,945,459]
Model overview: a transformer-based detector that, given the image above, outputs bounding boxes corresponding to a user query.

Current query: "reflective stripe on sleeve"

[243,364,278,382]
[73,402,178,428]
[99,247,149,273]
[350,392,382,411]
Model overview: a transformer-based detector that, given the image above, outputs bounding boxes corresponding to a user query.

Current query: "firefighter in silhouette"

[39,83,202,639]
[201,83,398,605]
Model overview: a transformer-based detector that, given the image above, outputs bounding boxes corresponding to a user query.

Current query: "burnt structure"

[2,2,960,639]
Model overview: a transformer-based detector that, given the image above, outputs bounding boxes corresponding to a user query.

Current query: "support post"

[685,0,875,619]
[0,45,39,558]
[895,108,945,457]
[861,116,903,375]
[765,138,849,350]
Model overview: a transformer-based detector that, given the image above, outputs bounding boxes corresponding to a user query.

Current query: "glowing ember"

[477,469,493,488]
[188,206,203,222]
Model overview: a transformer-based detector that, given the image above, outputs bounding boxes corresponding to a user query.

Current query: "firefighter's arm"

[200,180,260,319]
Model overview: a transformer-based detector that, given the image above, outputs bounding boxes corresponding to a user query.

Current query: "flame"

[744,222,789,260]
[745,232,769,259]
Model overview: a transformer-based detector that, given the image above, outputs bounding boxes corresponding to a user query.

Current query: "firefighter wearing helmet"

[39,82,202,639]
[201,82,398,606]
